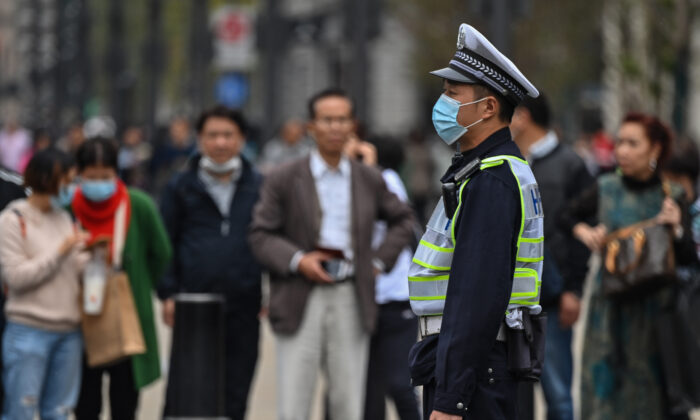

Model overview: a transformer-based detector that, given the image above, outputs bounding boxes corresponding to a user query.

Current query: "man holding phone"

[249,88,415,420]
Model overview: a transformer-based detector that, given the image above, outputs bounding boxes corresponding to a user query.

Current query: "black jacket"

[0,168,25,210]
[158,156,263,300]
[530,142,593,300]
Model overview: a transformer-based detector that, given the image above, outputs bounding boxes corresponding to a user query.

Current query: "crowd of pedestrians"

[0,83,698,420]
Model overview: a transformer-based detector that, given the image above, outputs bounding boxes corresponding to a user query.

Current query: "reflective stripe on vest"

[408,155,544,317]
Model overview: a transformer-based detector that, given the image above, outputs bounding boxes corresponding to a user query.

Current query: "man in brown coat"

[249,88,415,420]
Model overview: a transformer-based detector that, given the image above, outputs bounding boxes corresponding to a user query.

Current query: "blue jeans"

[541,306,574,420]
[2,322,82,420]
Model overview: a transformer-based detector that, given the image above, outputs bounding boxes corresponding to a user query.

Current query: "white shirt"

[373,169,412,304]
[309,149,354,260]
[527,130,559,162]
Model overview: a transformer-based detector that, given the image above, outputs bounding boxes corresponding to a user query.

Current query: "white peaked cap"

[431,23,539,104]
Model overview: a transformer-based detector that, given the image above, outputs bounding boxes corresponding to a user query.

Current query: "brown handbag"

[601,183,677,298]
[81,202,146,367]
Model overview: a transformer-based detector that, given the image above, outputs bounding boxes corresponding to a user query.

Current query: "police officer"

[408,24,544,419]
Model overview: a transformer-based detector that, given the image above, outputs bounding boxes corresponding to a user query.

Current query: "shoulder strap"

[453,158,482,183]
[481,154,529,167]
[662,180,672,198]
[11,209,26,239]
[112,201,127,270]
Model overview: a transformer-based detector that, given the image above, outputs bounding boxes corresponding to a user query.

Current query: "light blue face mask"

[51,184,77,209]
[432,94,487,145]
[80,180,117,203]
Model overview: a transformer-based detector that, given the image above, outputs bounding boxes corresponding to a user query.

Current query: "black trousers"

[364,301,421,420]
[223,295,260,420]
[422,342,518,419]
[75,358,139,420]
[517,382,534,420]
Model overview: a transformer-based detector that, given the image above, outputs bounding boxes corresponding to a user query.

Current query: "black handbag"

[602,183,677,298]
[655,272,700,415]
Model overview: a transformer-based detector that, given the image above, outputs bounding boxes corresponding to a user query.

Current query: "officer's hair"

[195,105,249,136]
[471,84,515,123]
[519,94,550,128]
[307,88,356,120]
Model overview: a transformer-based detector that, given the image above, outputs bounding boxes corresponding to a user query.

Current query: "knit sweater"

[0,199,88,331]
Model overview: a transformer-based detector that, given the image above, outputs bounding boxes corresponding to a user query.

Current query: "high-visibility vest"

[408,155,544,317]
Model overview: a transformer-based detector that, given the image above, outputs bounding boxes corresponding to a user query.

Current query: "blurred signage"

[216,73,249,108]
[211,6,256,71]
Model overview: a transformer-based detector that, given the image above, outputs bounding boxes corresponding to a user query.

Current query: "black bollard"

[163,293,228,420]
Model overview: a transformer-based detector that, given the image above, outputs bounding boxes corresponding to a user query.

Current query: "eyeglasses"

[313,116,354,128]
[202,131,238,141]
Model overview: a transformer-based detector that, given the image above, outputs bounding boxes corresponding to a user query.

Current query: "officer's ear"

[481,96,500,120]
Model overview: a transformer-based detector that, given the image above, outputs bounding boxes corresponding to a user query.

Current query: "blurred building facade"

[0,0,89,134]
[0,0,419,142]
[257,0,419,138]
[4,0,700,146]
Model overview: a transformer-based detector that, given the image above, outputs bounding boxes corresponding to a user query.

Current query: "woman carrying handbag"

[71,138,172,420]
[560,113,697,419]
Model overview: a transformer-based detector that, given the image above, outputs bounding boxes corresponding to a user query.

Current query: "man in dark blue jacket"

[158,106,262,420]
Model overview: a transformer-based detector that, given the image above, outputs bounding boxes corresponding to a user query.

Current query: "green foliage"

[620,54,642,78]
[163,0,191,104]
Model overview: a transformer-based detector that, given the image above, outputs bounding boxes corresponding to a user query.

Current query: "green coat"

[123,189,172,389]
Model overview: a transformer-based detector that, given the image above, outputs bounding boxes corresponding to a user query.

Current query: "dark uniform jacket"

[158,156,263,300]
[410,127,524,416]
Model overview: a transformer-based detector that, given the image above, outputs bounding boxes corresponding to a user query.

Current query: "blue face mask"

[52,184,76,209]
[81,180,117,203]
[432,94,487,145]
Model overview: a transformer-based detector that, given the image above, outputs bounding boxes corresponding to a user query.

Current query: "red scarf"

[72,180,131,254]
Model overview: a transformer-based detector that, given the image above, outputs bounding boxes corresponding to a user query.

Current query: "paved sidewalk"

[137,260,700,420]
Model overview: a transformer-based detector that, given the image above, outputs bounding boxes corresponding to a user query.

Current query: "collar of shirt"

[528,131,559,162]
[310,149,351,180]
[440,126,511,183]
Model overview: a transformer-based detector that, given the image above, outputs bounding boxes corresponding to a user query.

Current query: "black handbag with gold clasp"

[602,183,677,298]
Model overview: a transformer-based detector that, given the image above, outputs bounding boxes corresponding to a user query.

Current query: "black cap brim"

[430,67,478,84]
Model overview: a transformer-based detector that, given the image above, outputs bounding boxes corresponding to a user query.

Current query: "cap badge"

[457,25,466,50]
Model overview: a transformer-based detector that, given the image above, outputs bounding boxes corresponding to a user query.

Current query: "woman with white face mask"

[70,137,172,420]
[0,149,89,420]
